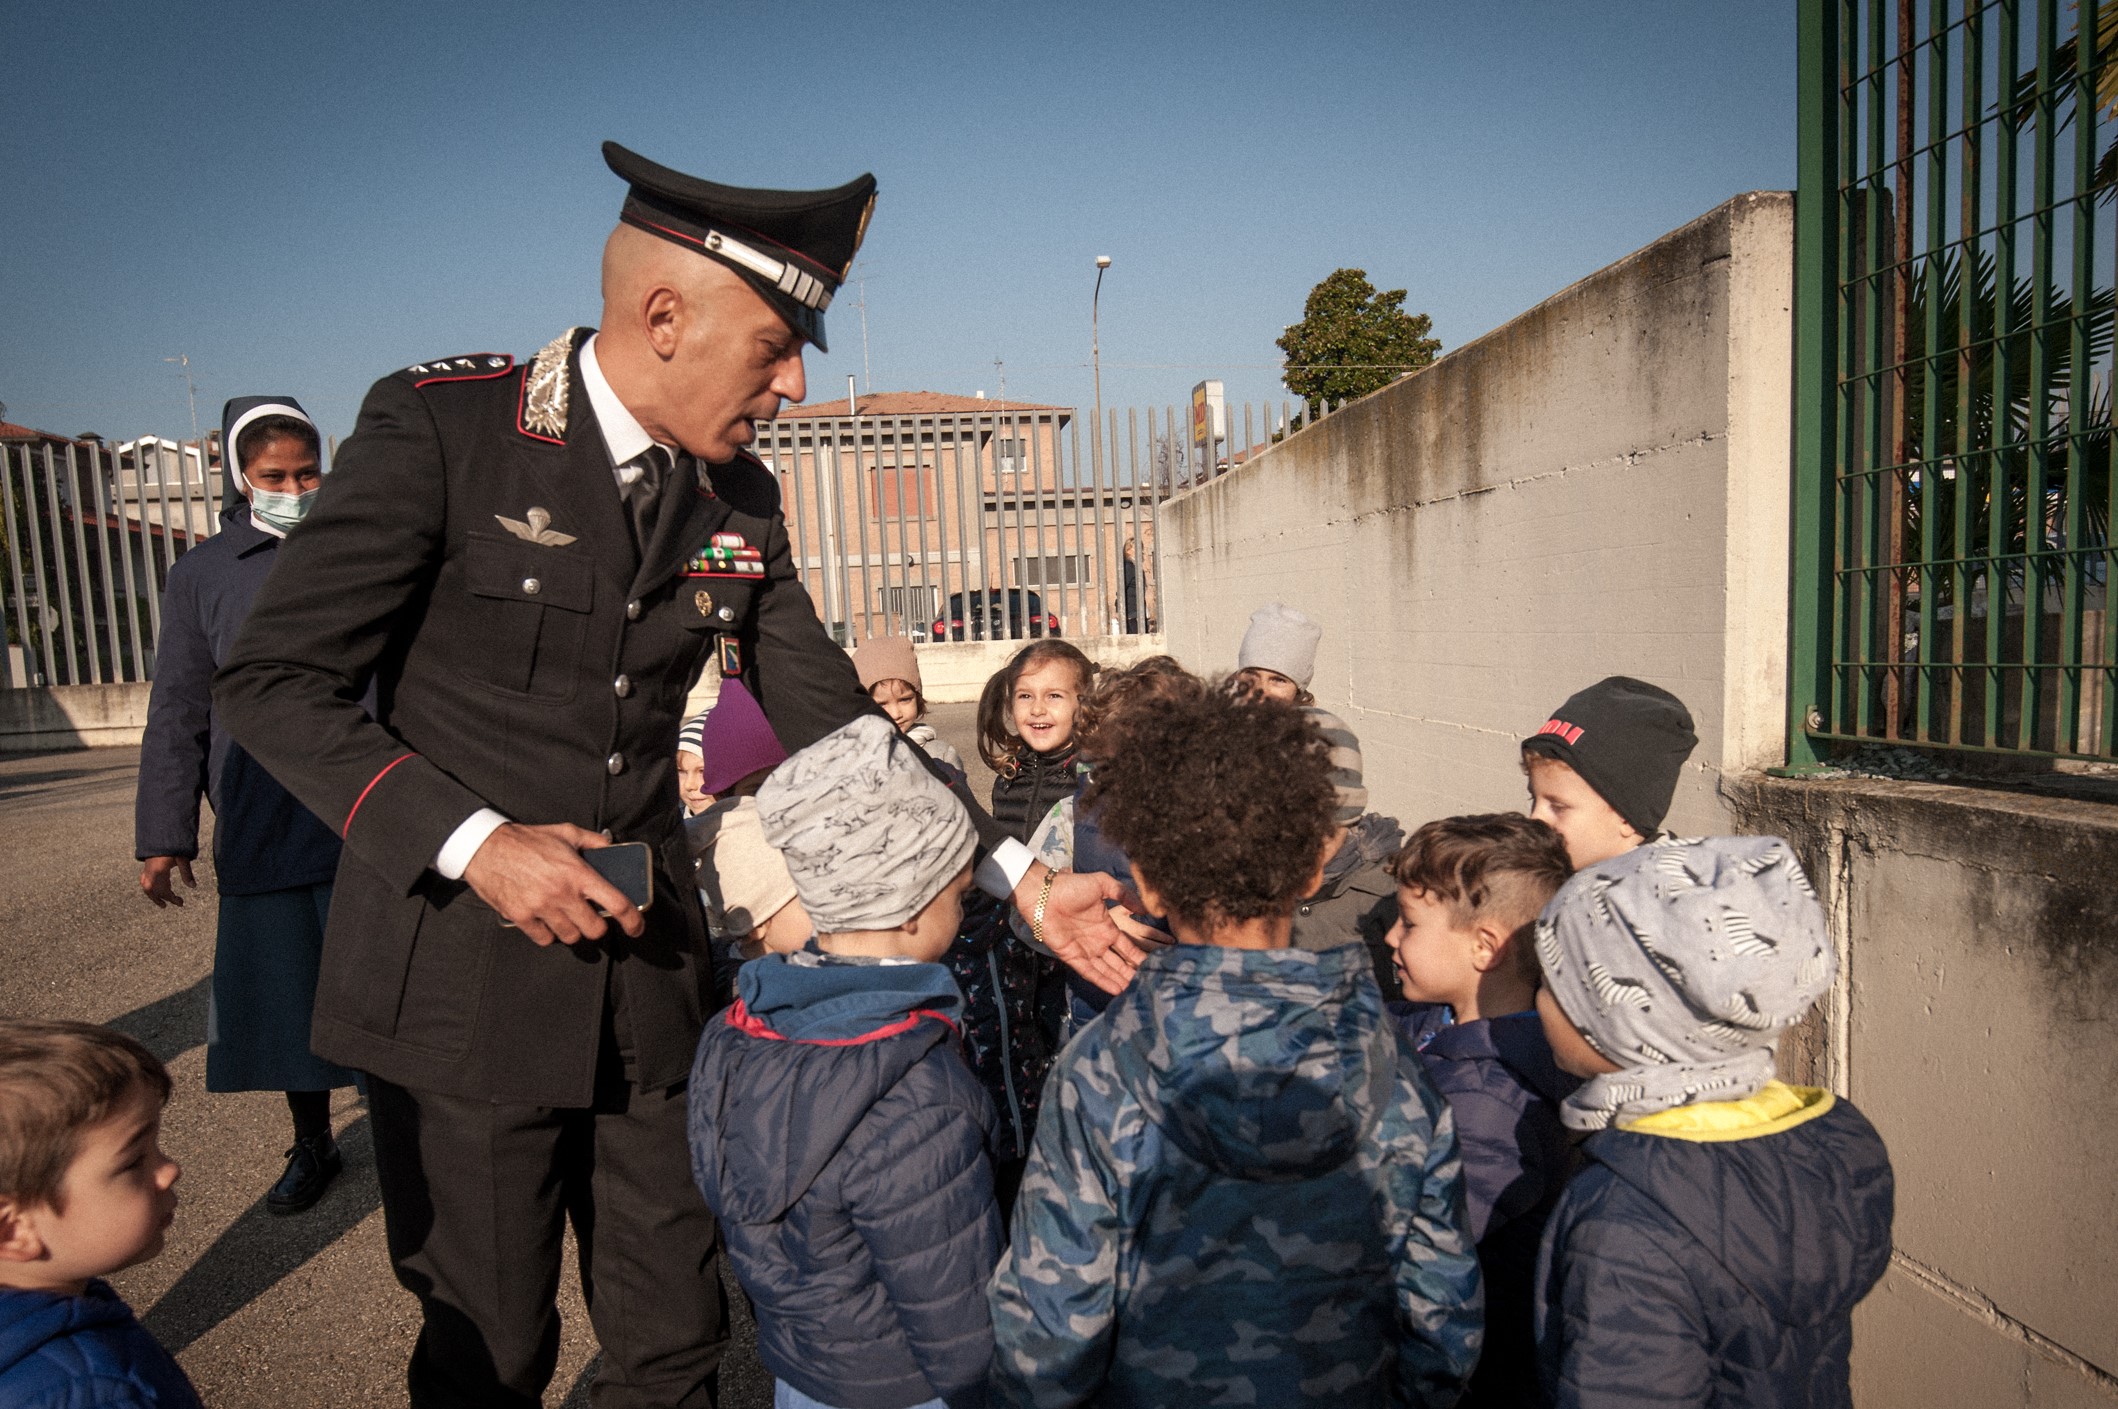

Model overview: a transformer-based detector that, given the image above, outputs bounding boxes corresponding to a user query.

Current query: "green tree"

[1276,268,1440,404]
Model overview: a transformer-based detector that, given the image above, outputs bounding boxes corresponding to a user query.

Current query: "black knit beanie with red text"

[1521,676,1698,838]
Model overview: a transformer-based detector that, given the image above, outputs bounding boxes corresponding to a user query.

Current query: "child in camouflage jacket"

[988,690,1484,1409]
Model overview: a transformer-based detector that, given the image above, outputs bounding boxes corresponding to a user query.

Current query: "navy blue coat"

[688,949,1001,1409]
[134,506,340,895]
[1400,1006,1580,1408]
[0,1281,203,1408]
[1536,1091,1894,1408]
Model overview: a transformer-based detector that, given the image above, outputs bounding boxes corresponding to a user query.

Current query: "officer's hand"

[462,823,646,947]
[139,857,196,909]
[1015,866,1145,996]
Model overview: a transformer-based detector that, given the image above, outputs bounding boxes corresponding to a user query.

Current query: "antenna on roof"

[164,355,200,442]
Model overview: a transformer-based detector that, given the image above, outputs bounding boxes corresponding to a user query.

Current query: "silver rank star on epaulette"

[402,353,514,387]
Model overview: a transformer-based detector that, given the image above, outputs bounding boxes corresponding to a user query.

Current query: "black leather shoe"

[266,1132,343,1215]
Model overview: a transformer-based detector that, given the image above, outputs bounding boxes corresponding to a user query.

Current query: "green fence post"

[1788,0,1842,772]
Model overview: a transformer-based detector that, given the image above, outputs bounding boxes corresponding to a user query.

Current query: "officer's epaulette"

[397,353,514,387]
[704,450,782,519]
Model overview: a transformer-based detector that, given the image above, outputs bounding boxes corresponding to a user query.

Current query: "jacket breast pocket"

[463,532,596,700]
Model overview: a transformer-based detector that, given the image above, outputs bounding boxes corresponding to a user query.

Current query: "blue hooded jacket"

[688,949,1001,1409]
[1396,1005,1581,1408]
[0,1281,203,1408]
[1536,1086,1894,1408]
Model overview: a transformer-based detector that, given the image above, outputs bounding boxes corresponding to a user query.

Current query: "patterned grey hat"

[755,714,976,933]
[1536,835,1833,1130]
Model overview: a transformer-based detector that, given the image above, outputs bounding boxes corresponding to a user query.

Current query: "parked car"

[931,589,1059,642]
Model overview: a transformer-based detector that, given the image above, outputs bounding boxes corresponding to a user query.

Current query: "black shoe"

[266,1132,343,1215]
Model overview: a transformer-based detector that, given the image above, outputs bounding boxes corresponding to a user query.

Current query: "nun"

[134,395,358,1213]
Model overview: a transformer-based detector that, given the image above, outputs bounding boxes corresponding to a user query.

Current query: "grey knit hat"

[1301,706,1367,824]
[1237,603,1322,687]
[755,714,976,932]
[1536,835,1833,1130]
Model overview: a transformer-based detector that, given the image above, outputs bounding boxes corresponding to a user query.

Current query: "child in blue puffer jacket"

[1385,814,1581,1408]
[688,716,1000,1409]
[0,1020,200,1409]
[1532,837,1894,1409]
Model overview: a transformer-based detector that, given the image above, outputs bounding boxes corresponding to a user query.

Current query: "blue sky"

[1,2,1793,444]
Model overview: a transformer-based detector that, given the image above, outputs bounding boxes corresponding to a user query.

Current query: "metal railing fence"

[1,436,223,688]
[1793,0,2116,765]
[2,395,1334,686]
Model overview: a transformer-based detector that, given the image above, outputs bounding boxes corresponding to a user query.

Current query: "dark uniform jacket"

[215,330,1008,1106]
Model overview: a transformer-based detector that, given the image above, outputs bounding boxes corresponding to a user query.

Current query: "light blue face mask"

[250,486,318,535]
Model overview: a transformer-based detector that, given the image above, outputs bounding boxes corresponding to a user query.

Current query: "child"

[0,1018,201,1408]
[961,640,1098,1209]
[1288,706,1405,1001]
[1522,676,1698,869]
[853,634,964,774]
[1532,837,1893,1408]
[686,678,790,807]
[686,795,810,962]
[1386,814,1579,1409]
[1016,657,1198,1037]
[990,691,1483,1408]
[688,715,1000,1409]
[1231,601,1321,704]
[676,714,711,815]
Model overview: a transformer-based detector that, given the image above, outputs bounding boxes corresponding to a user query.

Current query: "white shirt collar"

[578,334,663,470]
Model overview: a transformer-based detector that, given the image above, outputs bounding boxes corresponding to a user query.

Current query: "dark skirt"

[206,882,359,1093]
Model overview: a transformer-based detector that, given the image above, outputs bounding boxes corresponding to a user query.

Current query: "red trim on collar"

[722,996,959,1046]
[344,753,417,835]
[515,367,565,445]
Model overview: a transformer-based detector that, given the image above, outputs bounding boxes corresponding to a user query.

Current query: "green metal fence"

[1792,0,2116,766]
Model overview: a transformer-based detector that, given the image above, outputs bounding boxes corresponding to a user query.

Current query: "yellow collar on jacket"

[1618,1080,1836,1143]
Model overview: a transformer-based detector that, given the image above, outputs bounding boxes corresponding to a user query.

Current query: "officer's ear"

[642,283,685,361]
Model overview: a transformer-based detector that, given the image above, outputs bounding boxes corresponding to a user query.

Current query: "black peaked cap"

[1521,675,1699,838]
[603,141,876,352]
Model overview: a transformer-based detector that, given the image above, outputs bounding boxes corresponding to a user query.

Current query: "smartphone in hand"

[583,842,654,915]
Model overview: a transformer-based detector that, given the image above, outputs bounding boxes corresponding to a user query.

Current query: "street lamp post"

[1091,255,1111,487]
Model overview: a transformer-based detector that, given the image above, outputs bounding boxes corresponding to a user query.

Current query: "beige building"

[755,391,1158,645]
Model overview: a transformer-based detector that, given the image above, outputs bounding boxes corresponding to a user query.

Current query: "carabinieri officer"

[214,142,1139,1409]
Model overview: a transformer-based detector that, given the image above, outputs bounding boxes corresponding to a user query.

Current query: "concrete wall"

[1157,192,1794,834]
[1728,775,2118,1407]
[0,683,152,753]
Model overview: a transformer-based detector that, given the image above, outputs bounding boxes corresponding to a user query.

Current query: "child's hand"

[1109,906,1172,949]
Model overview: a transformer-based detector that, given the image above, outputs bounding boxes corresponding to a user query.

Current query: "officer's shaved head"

[595,223,809,462]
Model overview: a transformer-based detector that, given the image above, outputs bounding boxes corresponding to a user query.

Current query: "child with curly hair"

[990,691,1483,1408]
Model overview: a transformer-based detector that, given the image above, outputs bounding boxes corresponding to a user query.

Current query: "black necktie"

[626,447,668,552]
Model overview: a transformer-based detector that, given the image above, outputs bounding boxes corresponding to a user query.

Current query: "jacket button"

[606,753,624,776]
[613,674,632,697]
[1298,905,1311,915]
[625,599,642,621]
[716,605,735,623]
[521,577,540,596]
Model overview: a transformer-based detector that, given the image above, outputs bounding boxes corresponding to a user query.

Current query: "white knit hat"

[1237,603,1322,687]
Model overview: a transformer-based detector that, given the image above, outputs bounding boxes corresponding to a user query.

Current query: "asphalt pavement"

[0,701,988,1408]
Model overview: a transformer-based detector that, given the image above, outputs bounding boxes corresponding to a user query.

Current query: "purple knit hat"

[697,680,790,795]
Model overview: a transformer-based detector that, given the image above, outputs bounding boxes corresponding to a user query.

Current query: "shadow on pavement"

[104,974,210,1066]
[144,1114,382,1354]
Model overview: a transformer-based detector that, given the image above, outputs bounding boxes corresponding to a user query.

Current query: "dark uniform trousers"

[215,332,1013,1409]
[368,973,724,1409]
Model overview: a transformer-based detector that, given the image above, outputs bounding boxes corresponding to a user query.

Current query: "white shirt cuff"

[435,808,510,880]
[975,837,1036,899]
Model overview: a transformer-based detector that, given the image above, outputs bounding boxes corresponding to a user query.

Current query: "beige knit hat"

[685,796,799,938]
[852,635,922,694]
